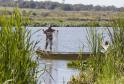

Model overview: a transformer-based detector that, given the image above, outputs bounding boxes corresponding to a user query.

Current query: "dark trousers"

[45,38,53,51]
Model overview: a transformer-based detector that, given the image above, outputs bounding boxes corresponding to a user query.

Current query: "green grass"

[69,18,124,84]
[0,7,123,27]
[0,8,38,83]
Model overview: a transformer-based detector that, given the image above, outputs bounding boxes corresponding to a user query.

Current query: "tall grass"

[85,18,124,83]
[69,18,124,84]
[0,8,37,83]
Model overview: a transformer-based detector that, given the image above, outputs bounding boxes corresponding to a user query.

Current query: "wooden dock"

[36,50,92,60]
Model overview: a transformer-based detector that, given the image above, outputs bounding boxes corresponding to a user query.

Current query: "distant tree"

[120,7,124,12]
[73,4,83,11]
[61,4,73,11]
[0,1,121,11]
[19,1,30,8]
[94,5,102,11]
[30,1,36,8]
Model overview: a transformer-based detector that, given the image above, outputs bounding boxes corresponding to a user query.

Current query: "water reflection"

[36,59,78,84]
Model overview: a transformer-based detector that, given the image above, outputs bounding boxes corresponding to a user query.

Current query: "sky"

[33,0,124,7]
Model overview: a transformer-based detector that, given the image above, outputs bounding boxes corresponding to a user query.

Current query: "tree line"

[0,1,123,11]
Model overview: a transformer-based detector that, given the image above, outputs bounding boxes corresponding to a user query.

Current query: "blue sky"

[33,0,124,7]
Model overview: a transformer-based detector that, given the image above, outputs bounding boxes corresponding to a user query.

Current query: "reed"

[69,18,124,84]
[85,18,124,83]
[0,8,37,83]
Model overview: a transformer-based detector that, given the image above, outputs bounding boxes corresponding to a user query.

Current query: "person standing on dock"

[43,25,57,51]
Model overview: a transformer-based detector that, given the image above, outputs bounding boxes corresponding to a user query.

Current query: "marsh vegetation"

[69,18,124,84]
[0,7,124,27]
[0,3,124,83]
[0,8,38,83]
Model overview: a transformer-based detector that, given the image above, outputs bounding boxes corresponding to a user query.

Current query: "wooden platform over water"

[36,50,92,60]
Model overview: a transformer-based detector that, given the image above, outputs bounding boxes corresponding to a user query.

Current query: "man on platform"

[43,25,57,51]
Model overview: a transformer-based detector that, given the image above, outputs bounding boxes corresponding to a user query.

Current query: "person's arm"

[52,29,59,33]
[42,29,46,34]
[51,29,55,33]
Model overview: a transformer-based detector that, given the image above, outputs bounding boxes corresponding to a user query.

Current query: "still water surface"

[28,27,112,84]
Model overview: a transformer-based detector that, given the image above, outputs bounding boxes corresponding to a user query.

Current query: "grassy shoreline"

[0,7,123,27]
[31,20,112,27]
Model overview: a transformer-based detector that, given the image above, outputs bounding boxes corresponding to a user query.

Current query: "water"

[28,27,112,84]
[28,27,112,52]
[36,59,78,84]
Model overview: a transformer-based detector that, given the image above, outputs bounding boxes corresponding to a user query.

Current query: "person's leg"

[45,39,48,50]
[50,39,53,51]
